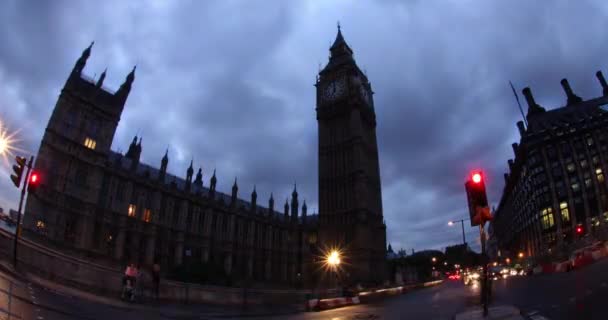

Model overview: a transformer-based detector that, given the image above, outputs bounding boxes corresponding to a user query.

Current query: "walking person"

[152,263,161,300]
[122,263,137,300]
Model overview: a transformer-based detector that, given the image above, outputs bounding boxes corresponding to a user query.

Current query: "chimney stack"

[516,121,526,137]
[522,87,537,109]
[512,143,519,155]
[508,159,514,171]
[560,78,582,105]
[597,71,608,96]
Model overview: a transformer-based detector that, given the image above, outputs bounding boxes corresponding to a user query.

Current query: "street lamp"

[326,250,341,290]
[448,218,470,246]
[518,252,524,259]
[327,250,341,267]
[432,257,437,263]
[505,258,511,264]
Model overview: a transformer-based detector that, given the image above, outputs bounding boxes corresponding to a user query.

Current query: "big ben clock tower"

[316,26,387,286]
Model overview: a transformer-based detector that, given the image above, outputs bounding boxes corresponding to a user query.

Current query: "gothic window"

[75,163,88,186]
[211,214,217,235]
[128,204,137,217]
[143,209,152,222]
[116,181,125,201]
[63,109,77,135]
[87,118,100,139]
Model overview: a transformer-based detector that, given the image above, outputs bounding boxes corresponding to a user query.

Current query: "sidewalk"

[454,305,524,320]
[0,259,302,319]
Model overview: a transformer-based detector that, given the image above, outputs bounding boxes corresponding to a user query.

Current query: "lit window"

[571,183,580,192]
[36,220,46,229]
[587,137,594,146]
[604,212,608,222]
[84,137,97,150]
[596,168,605,183]
[540,208,555,230]
[567,163,575,173]
[560,202,570,223]
[592,217,600,227]
[585,178,592,188]
[143,209,152,223]
[580,160,588,168]
[128,204,137,217]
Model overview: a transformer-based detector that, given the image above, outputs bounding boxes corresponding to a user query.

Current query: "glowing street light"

[505,258,511,264]
[0,121,22,166]
[518,252,524,259]
[448,221,454,226]
[327,250,341,267]
[432,257,437,263]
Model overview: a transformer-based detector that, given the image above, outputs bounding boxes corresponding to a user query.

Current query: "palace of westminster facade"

[23,28,387,287]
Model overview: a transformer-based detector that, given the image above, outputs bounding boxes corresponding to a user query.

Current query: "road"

[260,281,482,320]
[493,258,608,320]
[0,258,607,319]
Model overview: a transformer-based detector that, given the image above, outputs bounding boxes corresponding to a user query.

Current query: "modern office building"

[494,74,608,258]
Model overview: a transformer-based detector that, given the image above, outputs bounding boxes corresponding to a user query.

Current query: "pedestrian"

[122,263,137,299]
[152,263,161,300]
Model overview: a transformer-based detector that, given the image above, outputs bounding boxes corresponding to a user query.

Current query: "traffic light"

[10,156,27,188]
[576,225,584,235]
[465,171,491,226]
[27,172,40,194]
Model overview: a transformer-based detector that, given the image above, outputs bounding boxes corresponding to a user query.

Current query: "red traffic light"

[28,172,40,194]
[472,172,482,184]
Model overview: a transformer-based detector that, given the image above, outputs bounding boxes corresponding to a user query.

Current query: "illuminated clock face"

[323,78,345,102]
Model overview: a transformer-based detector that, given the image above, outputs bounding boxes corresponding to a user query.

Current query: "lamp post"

[326,250,341,290]
[448,218,470,246]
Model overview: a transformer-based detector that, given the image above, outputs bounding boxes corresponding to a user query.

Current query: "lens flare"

[0,121,24,167]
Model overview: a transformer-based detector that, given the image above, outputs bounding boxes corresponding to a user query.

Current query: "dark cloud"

[1,0,608,252]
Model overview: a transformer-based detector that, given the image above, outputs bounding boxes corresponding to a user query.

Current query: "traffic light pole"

[480,223,488,317]
[12,156,33,269]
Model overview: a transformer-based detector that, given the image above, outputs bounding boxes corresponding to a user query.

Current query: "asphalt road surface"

[1,258,607,319]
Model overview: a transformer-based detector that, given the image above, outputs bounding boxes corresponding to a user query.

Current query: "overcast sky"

[1,0,608,252]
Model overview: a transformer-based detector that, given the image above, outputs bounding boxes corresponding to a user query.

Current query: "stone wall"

[0,228,309,305]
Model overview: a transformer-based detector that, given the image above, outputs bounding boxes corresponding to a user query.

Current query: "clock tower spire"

[316,25,387,286]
